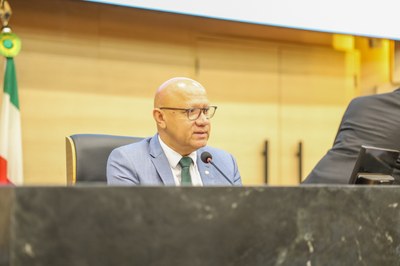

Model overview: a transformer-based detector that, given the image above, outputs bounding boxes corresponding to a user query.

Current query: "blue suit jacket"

[107,134,242,186]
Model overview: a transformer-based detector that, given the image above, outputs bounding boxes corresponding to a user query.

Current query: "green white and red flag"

[0,57,23,185]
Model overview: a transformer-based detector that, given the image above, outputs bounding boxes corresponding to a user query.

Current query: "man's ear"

[153,108,167,129]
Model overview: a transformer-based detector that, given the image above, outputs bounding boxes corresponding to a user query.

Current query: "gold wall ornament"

[0,27,21,57]
[0,0,12,27]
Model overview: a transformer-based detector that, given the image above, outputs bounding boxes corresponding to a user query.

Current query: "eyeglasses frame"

[158,106,218,121]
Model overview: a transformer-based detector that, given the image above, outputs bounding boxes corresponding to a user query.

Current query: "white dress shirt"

[158,136,203,186]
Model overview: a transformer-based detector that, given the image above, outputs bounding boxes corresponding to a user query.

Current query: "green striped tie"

[179,157,192,186]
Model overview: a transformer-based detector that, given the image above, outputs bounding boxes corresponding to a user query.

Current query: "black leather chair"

[66,134,144,184]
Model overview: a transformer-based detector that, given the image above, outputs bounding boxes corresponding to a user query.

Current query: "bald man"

[107,77,242,186]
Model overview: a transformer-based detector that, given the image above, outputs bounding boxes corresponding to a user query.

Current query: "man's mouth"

[194,131,208,136]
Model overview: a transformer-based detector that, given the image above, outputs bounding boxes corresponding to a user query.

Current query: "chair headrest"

[71,134,143,183]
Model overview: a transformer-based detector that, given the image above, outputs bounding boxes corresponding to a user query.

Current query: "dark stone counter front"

[1,186,400,265]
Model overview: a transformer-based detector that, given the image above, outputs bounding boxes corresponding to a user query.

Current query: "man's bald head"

[154,77,206,108]
[152,77,211,155]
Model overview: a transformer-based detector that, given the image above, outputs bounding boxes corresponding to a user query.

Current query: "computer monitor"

[348,145,400,184]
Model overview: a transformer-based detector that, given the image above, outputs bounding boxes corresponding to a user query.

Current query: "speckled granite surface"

[1,186,400,266]
[0,188,11,266]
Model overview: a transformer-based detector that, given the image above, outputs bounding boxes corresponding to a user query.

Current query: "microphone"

[200,151,232,185]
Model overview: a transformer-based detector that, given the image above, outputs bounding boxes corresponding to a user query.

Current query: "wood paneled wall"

[2,0,363,185]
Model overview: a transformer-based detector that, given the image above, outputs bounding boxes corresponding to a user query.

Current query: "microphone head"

[200,151,212,163]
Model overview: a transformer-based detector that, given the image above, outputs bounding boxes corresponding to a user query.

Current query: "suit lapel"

[148,139,227,185]
[197,148,222,185]
[149,135,176,186]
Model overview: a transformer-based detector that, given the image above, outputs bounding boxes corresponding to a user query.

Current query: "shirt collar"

[158,136,197,168]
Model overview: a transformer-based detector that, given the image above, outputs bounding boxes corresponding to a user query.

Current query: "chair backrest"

[66,134,144,184]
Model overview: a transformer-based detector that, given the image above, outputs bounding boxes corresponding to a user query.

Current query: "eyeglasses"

[159,106,218,121]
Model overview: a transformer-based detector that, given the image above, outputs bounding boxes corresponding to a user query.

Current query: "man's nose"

[195,111,209,124]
